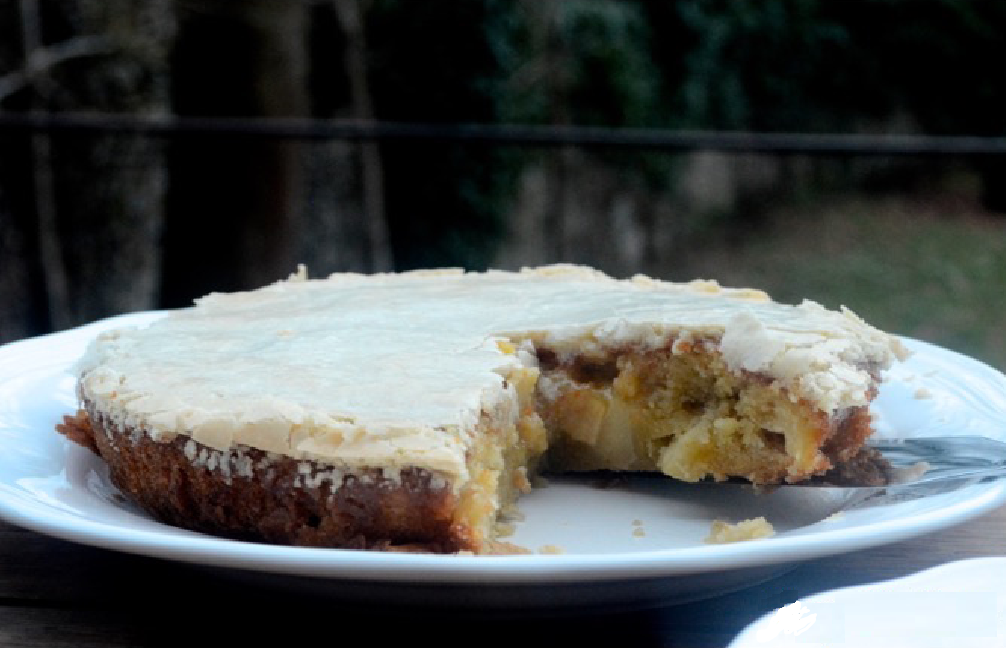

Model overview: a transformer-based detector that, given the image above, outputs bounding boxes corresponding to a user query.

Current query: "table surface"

[2,501,1003,648]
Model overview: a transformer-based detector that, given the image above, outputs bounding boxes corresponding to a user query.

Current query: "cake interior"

[450,334,877,549]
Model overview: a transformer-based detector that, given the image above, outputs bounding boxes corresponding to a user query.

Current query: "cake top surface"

[76,265,907,479]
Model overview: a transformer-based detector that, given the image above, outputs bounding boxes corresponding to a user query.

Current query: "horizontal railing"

[1,111,1005,157]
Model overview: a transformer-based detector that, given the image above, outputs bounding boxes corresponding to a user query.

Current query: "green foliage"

[500,1,673,189]
[355,0,1006,269]
[646,0,1006,135]
[501,1,660,127]
[653,0,853,130]
[826,0,1006,136]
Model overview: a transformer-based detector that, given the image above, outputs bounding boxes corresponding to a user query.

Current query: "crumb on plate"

[704,516,775,544]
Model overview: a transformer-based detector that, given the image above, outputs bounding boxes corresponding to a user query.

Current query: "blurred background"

[1,0,1004,369]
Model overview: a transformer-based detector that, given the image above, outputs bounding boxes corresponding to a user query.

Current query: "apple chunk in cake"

[66,265,907,553]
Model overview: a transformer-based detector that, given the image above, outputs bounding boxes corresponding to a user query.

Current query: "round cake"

[62,265,908,553]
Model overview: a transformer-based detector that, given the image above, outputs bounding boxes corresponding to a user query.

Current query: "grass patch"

[678,193,1006,371]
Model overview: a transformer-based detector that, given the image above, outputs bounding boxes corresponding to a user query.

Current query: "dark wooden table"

[2,502,1003,648]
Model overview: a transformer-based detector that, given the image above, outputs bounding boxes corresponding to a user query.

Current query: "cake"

[62,265,908,553]
[704,517,776,544]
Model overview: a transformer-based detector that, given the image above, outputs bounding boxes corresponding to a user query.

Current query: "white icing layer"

[76,265,907,483]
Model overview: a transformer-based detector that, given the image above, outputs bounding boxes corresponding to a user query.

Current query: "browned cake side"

[68,406,478,553]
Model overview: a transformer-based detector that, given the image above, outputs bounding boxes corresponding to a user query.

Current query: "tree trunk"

[538,0,571,262]
[161,0,308,306]
[0,0,174,339]
[0,169,47,343]
[333,0,392,272]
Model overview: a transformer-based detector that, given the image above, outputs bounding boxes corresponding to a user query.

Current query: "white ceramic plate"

[1,313,1005,608]
[728,556,1006,647]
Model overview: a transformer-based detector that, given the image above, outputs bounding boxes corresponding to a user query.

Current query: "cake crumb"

[889,461,930,484]
[538,544,565,554]
[704,516,775,544]
[513,466,533,493]
[914,387,933,399]
[56,410,98,454]
[480,540,532,555]
[632,519,644,526]
[632,527,646,538]
[499,503,526,523]
[288,264,308,281]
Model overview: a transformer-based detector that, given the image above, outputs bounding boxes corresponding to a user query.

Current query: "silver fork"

[868,436,1006,486]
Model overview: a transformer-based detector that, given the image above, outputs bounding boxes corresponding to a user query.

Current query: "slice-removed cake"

[65,265,908,553]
